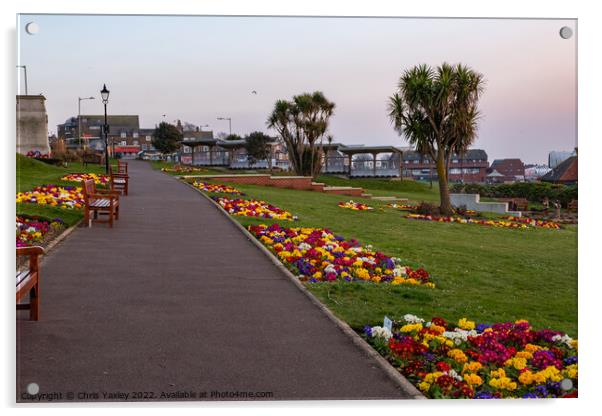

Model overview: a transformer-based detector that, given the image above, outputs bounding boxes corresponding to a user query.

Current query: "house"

[402,149,489,183]
[540,155,577,185]
[488,159,525,183]
[548,150,576,169]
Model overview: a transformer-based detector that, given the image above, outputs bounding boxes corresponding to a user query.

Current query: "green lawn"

[16,153,116,225]
[192,179,578,337]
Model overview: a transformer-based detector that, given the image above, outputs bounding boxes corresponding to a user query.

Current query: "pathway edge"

[181,178,426,400]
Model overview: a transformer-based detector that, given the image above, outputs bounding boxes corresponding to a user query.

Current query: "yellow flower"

[418,382,431,392]
[462,361,482,373]
[463,373,483,386]
[458,318,476,330]
[447,349,468,363]
[518,370,534,385]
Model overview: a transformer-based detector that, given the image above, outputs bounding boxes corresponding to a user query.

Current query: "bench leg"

[109,205,114,228]
[84,207,90,227]
[115,205,119,220]
[30,283,39,321]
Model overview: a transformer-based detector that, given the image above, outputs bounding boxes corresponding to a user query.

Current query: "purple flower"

[363,325,373,337]
[475,392,498,399]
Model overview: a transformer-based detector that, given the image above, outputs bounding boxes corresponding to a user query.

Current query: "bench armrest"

[89,193,119,201]
[96,189,121,196]
[16,246,45,256]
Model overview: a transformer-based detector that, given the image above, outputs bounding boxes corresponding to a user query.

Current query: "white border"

[2,1,599,415]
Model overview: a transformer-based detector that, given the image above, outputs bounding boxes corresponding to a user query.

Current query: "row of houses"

[54,114,575,184]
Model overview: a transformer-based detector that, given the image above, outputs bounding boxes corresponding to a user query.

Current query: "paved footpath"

[17,161,411,402]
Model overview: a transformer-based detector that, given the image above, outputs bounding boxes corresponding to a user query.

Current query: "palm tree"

[267,92,335,177]
[388,63,484,215]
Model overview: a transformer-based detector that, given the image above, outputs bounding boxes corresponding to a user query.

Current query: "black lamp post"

[101,84,110,174]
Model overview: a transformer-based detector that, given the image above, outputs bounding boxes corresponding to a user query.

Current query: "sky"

[17,14,576,164]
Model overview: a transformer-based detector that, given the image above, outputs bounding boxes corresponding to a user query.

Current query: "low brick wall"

[187,174,366,197]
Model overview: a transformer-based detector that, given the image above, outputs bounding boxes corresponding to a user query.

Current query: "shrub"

[451,182,577,207]
[414,202,440,216]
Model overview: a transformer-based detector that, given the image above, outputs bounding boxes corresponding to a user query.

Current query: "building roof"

[491,158,524,168]
[338,145,404,155]
[486,169,504,177]
[403,149,487,161]
[540,156,578,183]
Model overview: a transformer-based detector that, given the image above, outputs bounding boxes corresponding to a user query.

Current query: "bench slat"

[16,270,31,286]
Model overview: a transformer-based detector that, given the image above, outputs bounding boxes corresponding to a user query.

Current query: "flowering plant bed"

[248,223,435,287]
[406,214,532,229]
[60,173,110,185]
[364,314,577,399]
[502,216,561,229]
[193,181,244,195]
[212,196,297,220]
[16,215,64,247]
[338,200,373,211]
[16,185,84,209]
[161,165,207,174]
[386,203,416,211]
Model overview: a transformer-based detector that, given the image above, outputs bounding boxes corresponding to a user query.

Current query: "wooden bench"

[498,197,529,211]
[82,179,120,227]
[16,246,45,321]
[568,199,578,211]
[82,152,103,167]
[117,160,128,174]
[110,167,129,196]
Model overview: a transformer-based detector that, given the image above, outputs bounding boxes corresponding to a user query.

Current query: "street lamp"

[217,117,232,135]
[16,65,28,95]
[78,96,95,149]
[101,84,110,174]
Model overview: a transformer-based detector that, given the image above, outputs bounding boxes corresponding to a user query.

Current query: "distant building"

[402,149,489,183]
[488,159,525,183]
[524,164,552,181]
[540,155,577,185]
[548,150,576,169]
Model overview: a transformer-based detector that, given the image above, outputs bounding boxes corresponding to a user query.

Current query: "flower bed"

[16,185,84,209]
[502,216,561,229]
[405,214,529,229]
[386,203,416,211]
[248,223,435,287]
[212,196,297,220]
[338,200,373,211]
[193,181,244,195]
[16,215,64,247]
[60,173,110,185]
[161,165,206,174]
[364,314,577,399]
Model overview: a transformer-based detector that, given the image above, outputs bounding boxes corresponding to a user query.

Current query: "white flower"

[298,242,312,251]
[552,334,574,349]
[448,369,463,381]
[371,326,393,341]
[393,266,408,277]
[324,264,337,275]
[403,314,425,324]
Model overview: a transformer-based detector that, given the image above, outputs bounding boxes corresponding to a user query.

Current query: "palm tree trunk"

[436,151,453,215]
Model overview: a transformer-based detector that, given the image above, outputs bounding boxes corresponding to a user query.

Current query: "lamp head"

[100,84,110,103]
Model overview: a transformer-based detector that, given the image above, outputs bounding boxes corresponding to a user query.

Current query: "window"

[413,159,419,164]
[450,168,462,174]
[133,140,139,145]
[146,135,151,141]
[452,159,459,164]
[120,140,127,146]
[120,132,126,138]
[133,132,139,138]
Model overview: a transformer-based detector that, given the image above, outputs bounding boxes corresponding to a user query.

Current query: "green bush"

[450,182,578,207]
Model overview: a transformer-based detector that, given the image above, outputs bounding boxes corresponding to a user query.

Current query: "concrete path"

[16,161,410,402]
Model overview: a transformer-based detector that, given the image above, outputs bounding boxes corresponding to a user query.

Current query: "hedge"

[450,182,578,207]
